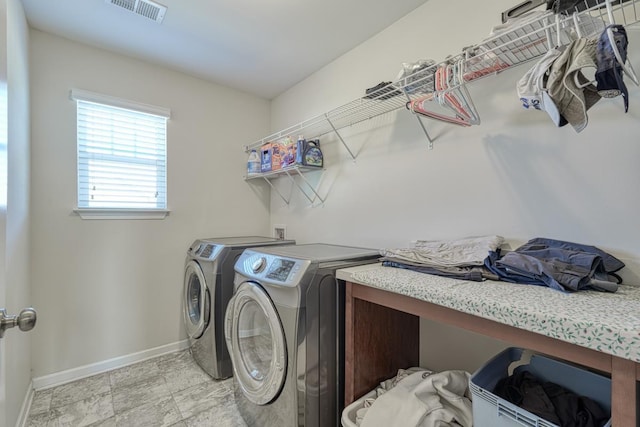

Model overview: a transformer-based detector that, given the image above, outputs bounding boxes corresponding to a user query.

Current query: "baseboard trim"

[16,380,34,427]
[32,339,190,391]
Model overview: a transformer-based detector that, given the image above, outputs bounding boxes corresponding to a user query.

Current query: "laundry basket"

[341,390,376,427]
[470,347,612,427]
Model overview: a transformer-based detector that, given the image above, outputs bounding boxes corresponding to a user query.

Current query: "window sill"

[73,208,170,220]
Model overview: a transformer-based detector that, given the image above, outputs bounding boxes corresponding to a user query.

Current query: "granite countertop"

[337,263,640,362]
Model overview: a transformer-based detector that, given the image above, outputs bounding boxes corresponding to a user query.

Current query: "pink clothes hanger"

[406,63,480,127]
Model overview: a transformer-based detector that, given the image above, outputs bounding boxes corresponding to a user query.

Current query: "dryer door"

[183,260,209,339]
[225,281,287,405]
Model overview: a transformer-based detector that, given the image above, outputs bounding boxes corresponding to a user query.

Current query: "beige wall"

[25,0,640,384]
[29,30,272,378]
[270,0,640,371]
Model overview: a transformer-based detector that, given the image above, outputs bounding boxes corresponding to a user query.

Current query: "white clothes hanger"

[439,64,481,125]
[545,16,555,50]
[573,11,583,38]
[452,60,481,124]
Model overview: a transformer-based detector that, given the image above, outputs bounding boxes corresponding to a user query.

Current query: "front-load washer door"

[225,281,287,405]
[183,260,209,339]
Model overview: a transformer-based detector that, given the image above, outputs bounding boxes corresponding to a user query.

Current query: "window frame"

[70,89,171,220]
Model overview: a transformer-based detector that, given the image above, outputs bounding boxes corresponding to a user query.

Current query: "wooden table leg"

[344,282,356,406]
[344,282,419,406]
[611,356,637,426]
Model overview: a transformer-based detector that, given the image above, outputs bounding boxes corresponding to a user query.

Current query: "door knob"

[0,307,37,338]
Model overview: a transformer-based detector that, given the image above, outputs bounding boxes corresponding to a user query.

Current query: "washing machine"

[183,236,295,379]
[224,243,380,427]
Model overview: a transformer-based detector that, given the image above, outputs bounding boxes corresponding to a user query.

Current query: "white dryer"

[183,236,294,379]
[224,244,379,426]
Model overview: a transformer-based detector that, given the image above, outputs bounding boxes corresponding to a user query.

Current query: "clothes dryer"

[224,243,379,426]
[183,236,294,379]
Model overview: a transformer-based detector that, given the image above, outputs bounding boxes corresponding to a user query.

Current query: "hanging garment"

[484,237,625,292]
[595,24,630,111]
[517,47,568,126]
[546,37,602,132]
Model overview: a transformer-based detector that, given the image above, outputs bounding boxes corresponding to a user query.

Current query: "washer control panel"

[237,250,309,287]
[189,241,222,261]
[265,258,297,282]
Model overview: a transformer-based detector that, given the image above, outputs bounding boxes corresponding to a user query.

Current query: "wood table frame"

[344,281,639,426]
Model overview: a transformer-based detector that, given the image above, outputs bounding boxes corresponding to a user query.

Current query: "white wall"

[4,0,31,423]
[29,30,272,378]
[271,0,640,371]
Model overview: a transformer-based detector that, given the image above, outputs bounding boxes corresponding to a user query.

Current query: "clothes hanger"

[440,65,471,119]
[572,11,583,37]
[405,65,472,127]
[451,60,481,124]
[405,57,482,127]
[450,61,481,124]
[545,15,555,50]
[440,64,481,124]
[406,93,472,127]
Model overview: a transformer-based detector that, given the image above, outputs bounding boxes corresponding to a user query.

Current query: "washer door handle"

[224,296,235,349]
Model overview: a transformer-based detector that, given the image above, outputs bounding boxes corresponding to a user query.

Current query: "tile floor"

[26,350,248,427]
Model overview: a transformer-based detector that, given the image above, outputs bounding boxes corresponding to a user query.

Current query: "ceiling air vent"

[105,0,167,23]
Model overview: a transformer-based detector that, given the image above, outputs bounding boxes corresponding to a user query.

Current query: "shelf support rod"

[325,115,356,160]
[262,177,290,205]
[414,115,433,150]
[285,169,325,205]
[404,92,433,149]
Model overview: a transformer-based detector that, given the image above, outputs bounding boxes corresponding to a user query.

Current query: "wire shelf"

[245,0,640,152]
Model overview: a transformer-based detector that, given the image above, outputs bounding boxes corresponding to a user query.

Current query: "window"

[71,89,170,219]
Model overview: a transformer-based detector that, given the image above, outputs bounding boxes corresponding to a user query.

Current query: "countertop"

[337,263,640,363]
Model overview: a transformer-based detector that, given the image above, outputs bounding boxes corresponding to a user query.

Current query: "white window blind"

[72,89,170,216]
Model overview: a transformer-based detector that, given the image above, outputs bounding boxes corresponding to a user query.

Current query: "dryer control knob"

[252,257,267,274]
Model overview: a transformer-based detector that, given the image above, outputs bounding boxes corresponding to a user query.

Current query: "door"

[225,281,287,405]
[0,0,8,422]
[0,1,34,425]
[183,260,209,339]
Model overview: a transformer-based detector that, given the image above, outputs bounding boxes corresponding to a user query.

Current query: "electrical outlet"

[274,224,287,240]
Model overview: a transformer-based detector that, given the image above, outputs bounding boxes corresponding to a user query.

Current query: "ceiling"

[20,0,429,99]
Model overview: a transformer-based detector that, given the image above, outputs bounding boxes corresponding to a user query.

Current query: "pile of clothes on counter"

[380,236,625,292]
[355,368,473,427]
